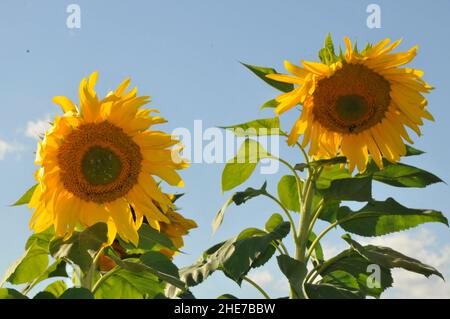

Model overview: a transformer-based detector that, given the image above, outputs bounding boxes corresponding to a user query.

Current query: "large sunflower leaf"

[304,283,364,299]
[93,267,165,299]
[222,139,270,192]
[1,228,54,285]
[317,175,372,202]
[361,160,443,188]
[0,288,28,299]
[241,63,294,93]
[337,198,448,237]
[49,223,108,273]
[277,255,307,297]
[212,182,268,235]
[176,222,291,290]
[318,249,393,298]
[343,235,444,280]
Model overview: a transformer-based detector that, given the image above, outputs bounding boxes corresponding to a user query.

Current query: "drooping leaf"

[320,270,360,291]
[120,223,177,254]
[49,223,108,273]
[220,118,280,136]
[277,255,307,297]
[343,235,444,280]
[319,249,393,298]
[222,139,269,192]
[59,287,94,299]
[12,184,38,206]
[0,288,28,299]
[241,63,294,92]
[94,267,165,299]
[277,175,301,212]
[337,198,448,237]
[103,249,185,290]
[212,182,268,235]
[362,160,443,188]
[139,252,180,280]
[1,230,52,285]
[317,175,372,202]
[178,222,291,289]
[305,283,364,299]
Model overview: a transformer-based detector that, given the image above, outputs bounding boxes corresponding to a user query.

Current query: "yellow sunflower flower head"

[267,35,434,172]
[28,72,189,246]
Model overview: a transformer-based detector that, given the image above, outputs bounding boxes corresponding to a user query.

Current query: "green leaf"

[178,222,291,288]
[265,213,284,232]
[104,250,185,290]
[277,175,301,212]
[343,235,444,280]
[337,198,448,237]
[0,288,28,299]
[231,182,268,206]
[319,249,392,298]
[277,255,307,297]
[12,184,37,206]
[362,160,443,188]
[241,63,293,93]
[44,280,67,298]
[49,223,108,273]
[220,118,280,136]
[140,252,180,280]
[318,175,372,202]
[222,139,269,192]
[121,223,177,254]
[405,145,424,156]
[33,291,56,299]
[94,267,166,299]
[59,287,94,299]
[320,270,360,291]
[260,99,279,111]
[318,33,339,65]
[315,164,351,189]
[305,283,364,299]
[1,237,50,285]
[311,193,340,223]
[212,183,268,235]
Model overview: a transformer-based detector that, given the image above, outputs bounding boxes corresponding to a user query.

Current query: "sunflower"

[28,72,188,246]
[266,37,434,172]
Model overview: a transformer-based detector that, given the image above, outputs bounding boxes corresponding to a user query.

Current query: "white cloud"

[0,138,24,160]
[25,115,51,140]
[248,270,274,287]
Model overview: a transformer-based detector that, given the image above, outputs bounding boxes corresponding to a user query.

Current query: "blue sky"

[0,0,449,298]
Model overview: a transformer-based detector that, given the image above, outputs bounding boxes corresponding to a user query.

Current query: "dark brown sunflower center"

[82,147,122,186]
[312,63,391,134]
[58,121,142,203]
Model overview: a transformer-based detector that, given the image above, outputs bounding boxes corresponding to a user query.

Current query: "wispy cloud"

[0,138,25,160]
[25,115,51,140]
[248,269,274,287]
